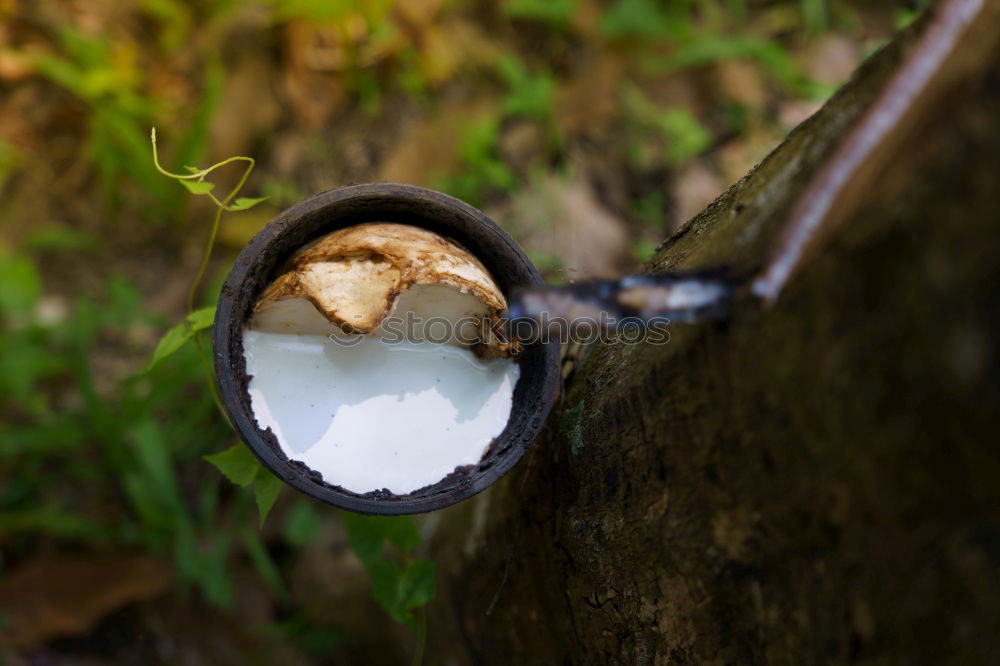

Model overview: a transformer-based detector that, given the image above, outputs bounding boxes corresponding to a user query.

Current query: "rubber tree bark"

[425,3,1000,664]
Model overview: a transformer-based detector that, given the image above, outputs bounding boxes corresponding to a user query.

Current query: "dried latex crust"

[254,222,507,334]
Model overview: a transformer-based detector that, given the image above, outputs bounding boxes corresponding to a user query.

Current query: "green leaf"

[104,276,148,328]
[24,227,100,253]
[242,527,288,599]
[341,512,385,567]
[368,560,407,623]
[398,558,437,610]
[657,108,712,164]
[0,508,107,539]
[226,196,268,211]
[253,468,283,527]
[504,0,576,26]
[0,249,41,316]
[801,0,828,33]
[186,302,216,329]
[341,514,422,567]
[204,444,260,487]
[172,521,201,586]
[283,501,322,548]
[194,530,234,607]
[178,179,215,194]
[183,165,201,173]
[340,512,431,631]
[366,559,436,629]
[147,305,215,371]
[131,419,183,511]
[382,516,422,552]
[600,0,673,39]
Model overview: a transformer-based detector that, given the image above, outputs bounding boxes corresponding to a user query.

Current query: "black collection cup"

[213,183,561,514]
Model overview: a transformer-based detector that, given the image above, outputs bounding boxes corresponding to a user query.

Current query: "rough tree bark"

[425,2,1000,664]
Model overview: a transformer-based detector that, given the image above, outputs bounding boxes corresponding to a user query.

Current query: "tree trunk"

[426,3,1000,664]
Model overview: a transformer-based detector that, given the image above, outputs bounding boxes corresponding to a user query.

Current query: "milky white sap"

[243,330,520,495]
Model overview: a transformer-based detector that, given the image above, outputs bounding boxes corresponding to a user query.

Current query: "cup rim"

[212,183,561,514]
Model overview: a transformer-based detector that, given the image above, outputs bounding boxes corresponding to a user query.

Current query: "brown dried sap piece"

[250,223,513,356]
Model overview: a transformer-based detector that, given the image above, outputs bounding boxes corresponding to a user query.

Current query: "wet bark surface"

[426,4,1000,664]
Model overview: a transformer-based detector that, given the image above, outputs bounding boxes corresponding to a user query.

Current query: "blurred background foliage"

[0,0,924,662]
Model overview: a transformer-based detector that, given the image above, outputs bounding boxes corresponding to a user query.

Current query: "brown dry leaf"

[633,70,704,118]
[571,0,606,36]
[671,161,724,230]
[778,99,822,130]
[291,15,400,73]
[488,171,633,279]
[377,97,499,186]
[1,653,115,666]
[554,53,624,138]
[418,22,465,86]
[281,22,347,127]
[754,5,801,34]
[498,119,546,175]
[713,59,767,109]
[148,68,193,114]
[0,84,36,146]
[211,55,281,159]
[355,22,408,70]
[801,33,860,87]
[136,592,317,666]
[394,0,445,30]
[716,124,785,186]
[0,554,172,648]
[0,48,32,81]
[419,18,502,87]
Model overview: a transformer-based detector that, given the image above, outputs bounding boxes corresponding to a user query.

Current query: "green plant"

[265,0,408,112]
[600,0,829,100]
[268,0,393,23]
[435,117,517,206]
[631,238,659,262]
[726,0,748,24]
[140,0,194,52]
[800,0,828,33]
[623,85,713,166]
[496,55,556,124]
[631,191,667,231]
[282,500,323,547]
[895,0,932,28]
[437,55,561,206]
[0,253,260,606]
[150,127,266,311]
[341,513,436,662]
[147,129,282,522]
[600,0,679,40]
[0,140,19,194]
[24,28,221,220]
[651,34,829,99]
[147,132,439,646]
[504,0,577,29]
[203,444,285,528]
[527,248,564,276]
[658,108,713,163]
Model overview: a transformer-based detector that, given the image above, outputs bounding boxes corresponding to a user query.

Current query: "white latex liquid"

[243,330,520,495]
